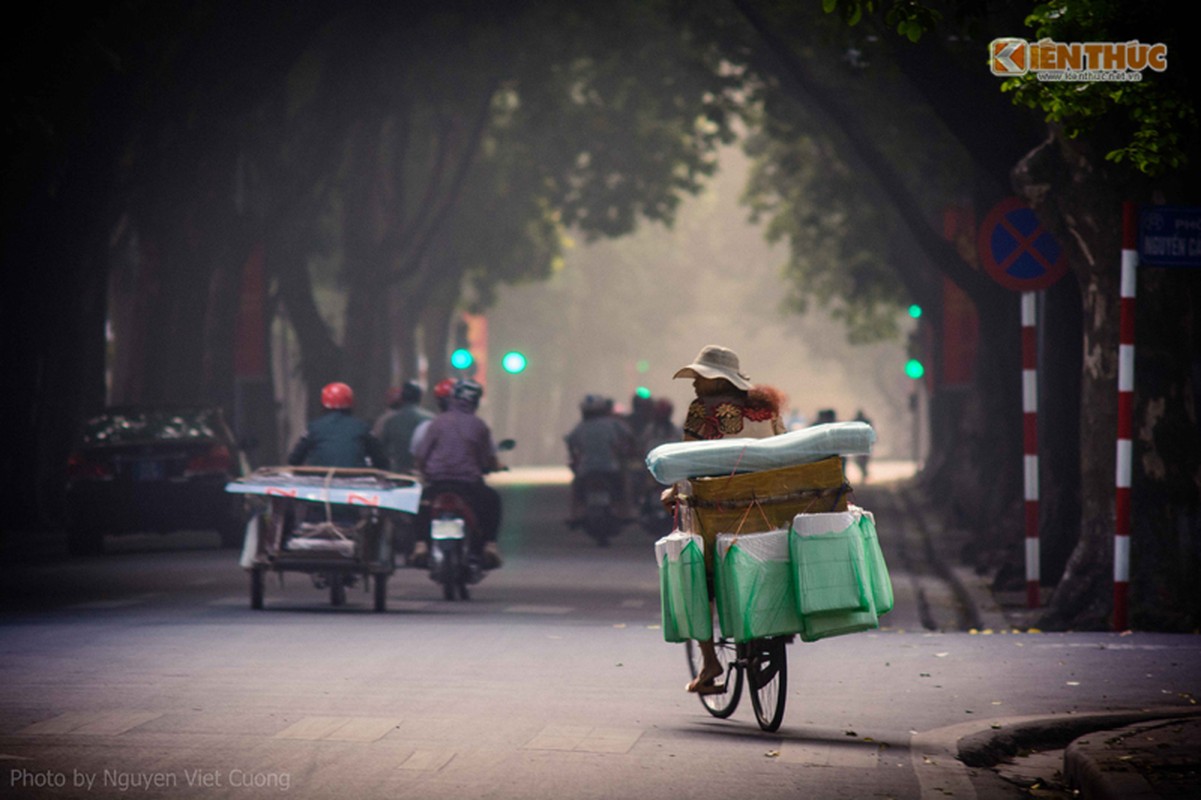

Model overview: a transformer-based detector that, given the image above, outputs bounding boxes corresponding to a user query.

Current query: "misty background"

[472,145,913,467]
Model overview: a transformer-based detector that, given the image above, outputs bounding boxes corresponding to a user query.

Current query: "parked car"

[64,406,252,555]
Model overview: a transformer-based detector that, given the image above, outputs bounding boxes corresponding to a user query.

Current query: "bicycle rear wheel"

[685,638,743,718]
[747,637,788,732]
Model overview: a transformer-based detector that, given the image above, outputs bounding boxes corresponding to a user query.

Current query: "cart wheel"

[330,576,346,607]
[250,568,264,610]
[373,574,388,612]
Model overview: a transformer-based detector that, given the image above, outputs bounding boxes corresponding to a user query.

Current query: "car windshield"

[81,409,223,446]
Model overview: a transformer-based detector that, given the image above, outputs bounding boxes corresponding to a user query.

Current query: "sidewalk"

[885,477,1201,798]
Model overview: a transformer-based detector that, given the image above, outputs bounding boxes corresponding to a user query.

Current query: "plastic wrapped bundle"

[645,421,875,485]
[856,508,894,615]
[714,530,806,643]
[789,511,872,615]
[789,505,892,642]
[655,532,712,643]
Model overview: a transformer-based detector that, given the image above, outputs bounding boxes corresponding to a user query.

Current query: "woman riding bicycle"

[668,345,786,695]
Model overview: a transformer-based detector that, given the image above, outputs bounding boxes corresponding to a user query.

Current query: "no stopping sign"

[977,197,1068,291]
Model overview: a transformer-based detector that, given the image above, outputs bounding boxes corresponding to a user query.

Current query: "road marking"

[324,718,401,742]
[18,711,163,736]
[273,717,353,740]
[503,605,573,615]
[272,716,401,741]
[523,724,643,754]
[910,723,980,800]
[398,749,456,771]
[777,741,880,767]
[388,600,434,612]
[67,594,162,610]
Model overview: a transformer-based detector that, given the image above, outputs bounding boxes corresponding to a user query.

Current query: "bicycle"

[685,635,789,732]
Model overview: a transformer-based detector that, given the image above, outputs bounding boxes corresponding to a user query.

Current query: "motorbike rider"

[633,397,682,520]
[288,382,389,470]
[408,378,456,461]
[412,379,504,569]
[565,394,636,522]
[375,380,433,475]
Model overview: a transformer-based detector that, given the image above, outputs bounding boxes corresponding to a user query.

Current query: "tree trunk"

[271,239,344,419]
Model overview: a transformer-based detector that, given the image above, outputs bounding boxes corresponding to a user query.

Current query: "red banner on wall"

[941,206,980,388]
[234,243,268,379]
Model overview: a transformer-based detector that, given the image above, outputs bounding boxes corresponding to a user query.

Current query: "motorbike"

[639,483,672,537]
[571,471,625,547]
[423,439,514,600]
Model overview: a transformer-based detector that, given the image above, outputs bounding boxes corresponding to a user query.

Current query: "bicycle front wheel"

[747,637,788,732]
[685,638,743,718]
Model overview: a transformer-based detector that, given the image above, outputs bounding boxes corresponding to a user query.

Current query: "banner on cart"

[225,480,422,514]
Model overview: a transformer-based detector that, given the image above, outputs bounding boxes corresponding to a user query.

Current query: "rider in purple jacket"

[412,380,503,568]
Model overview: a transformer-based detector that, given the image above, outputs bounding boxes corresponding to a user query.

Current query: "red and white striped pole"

[1021,291,1040,608]
[1114,202,1138,631]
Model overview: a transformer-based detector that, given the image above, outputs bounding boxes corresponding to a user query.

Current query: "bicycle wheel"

[685,638,743,718]
[747,637,788,732]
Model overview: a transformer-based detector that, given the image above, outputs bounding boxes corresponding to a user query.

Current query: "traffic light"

[501,351,527,374]
[908,304,923,319]
[450,348,474,370]
[905,327,925,380]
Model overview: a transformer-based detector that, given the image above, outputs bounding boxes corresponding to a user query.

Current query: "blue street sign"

[1139,206,1201,268]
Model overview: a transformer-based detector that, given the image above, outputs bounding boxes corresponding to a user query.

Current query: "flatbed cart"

[226,466,422,611]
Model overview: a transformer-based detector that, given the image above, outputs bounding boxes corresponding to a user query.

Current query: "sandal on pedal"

[686,671,726,695]
[688,679,727,696]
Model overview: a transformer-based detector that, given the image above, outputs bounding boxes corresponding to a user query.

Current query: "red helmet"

[321,382,354,410]
[433,378,456,399]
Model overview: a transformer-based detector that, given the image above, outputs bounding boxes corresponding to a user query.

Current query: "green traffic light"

[905,359,925,380]
[450,348,474,369]
[908,304,923,319]
[502,351,527,374]
[635,359,650,374]
[635,386,651,399]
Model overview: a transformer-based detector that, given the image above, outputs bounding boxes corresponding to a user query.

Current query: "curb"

[955,707,1201,768]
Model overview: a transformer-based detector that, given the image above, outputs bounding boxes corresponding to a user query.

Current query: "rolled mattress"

[645,421,875,485]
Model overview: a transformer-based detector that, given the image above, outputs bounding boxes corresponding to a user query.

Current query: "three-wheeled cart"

[226,466,422,611]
